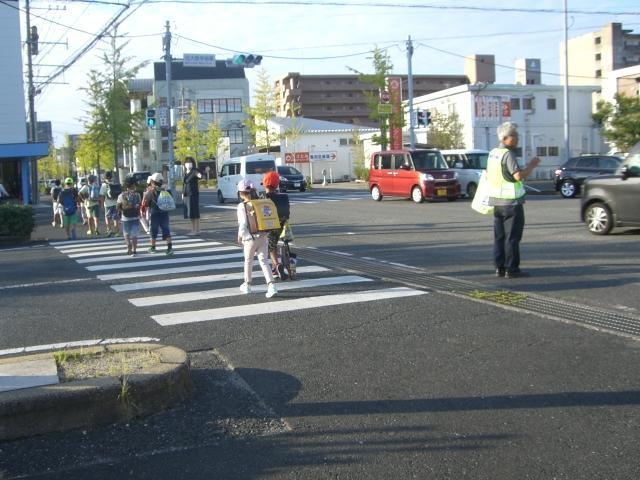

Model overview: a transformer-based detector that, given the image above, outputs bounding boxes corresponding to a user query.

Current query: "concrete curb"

[0,343,192,441]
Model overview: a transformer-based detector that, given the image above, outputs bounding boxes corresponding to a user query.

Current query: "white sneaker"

[266,282,278,299]
[239,282,251,295]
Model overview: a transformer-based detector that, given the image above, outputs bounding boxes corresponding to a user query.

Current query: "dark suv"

[554,155,622,198]
[580,142,640,235]
[277,166,306,192]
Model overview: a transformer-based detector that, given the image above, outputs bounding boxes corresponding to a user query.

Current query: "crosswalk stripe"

[129,275,373,307]
[203,205,236,210]
[96,260,251,281]
[62,239,206,255]
[51,235,188,248]
[152,287,427,326]
[111,265,329,292]
[85,251,244,272]
[75,245,238,264]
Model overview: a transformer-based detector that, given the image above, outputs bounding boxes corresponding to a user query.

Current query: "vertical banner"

[388,77,403,150]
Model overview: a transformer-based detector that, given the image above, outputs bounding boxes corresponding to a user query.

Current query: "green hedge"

[0,204,35,238]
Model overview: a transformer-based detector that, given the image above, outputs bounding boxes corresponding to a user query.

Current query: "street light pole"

[163,21,175,192]
[563,0,571,163]
[406,36,416,149]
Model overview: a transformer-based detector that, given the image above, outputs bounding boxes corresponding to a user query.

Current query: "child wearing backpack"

[143,172,174,255]
[50,179,63,228]
[79,175,100,236]
[237,180,277,299]
[100,171,122,237]
[262,171,291,279]
[59,178,80,240]
[117,176,142,257]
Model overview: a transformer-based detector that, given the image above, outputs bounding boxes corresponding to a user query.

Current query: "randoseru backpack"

[121,191,141,218]
[156,190,176,211]
[51,186,62,201]
[106,182,122,200]
[60,189,77,216]
[88,184,100,201]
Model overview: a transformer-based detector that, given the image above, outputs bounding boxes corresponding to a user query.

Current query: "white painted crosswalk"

[204,192,370,210]
[50,234,427,328]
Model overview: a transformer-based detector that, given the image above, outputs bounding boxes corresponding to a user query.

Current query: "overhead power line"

[136,0,640,16]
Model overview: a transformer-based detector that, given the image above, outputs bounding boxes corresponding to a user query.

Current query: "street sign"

[284,152,310,164]
[309,151,337,162]
[157,107,169,127]
[183,53,216,67]
[380,90,391,103]
[378,104,392,115]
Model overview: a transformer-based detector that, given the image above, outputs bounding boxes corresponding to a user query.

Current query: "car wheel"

[411,186,424,203]
[217,190,225,204]
[371,185,382,201]
[467,182,477,198]
[585,202,613,235]
[560,179,577,198]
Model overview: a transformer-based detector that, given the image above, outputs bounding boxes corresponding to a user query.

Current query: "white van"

[440,149,489,198]
[217,153,277,203]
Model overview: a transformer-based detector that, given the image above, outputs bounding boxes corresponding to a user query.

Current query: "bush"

[0,204,35,238]
[353,165,370,182]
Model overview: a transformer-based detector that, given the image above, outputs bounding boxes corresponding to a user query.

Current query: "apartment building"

[274,72,469,127]
[561,22,640,88]
[129,61,250,173]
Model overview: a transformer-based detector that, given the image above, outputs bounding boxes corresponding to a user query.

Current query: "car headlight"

[279,176,287,182]
[554,169,562,176]
[419,173,434,182]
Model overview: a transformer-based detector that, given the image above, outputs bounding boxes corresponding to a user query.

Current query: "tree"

[38,144,65,180]
[348,47,400,150]
[427,110,465,149]
[350,127,368,181]
[244,68,277,153]
[174,104,226,162]
[81,29,146,180]
[75,132,111,176]
[280,103,305,164]
[593,94,640,152]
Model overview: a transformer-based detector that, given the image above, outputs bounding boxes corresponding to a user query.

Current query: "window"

[511,98,521,110]
[598,158,620,169]
[515,147,523,157]
[547,98,556,110]
[536,146,548,156]
[142,140,150,155]
[595,36,601,45]
[392,154,410,169]
[577,157,597,168]
[339,138,348,146]
[219,165,229,177]
[595,69,602,78]
[161,140,169,153]
[595,53,601,61]
[246,161,275,174]
[375,154,392,169]
[548,146,559,156]
[523,97,534,110]
[223,129,244,144]
[197,98,242,114]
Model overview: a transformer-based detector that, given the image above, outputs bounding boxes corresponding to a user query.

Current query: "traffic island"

[0,343,192,441]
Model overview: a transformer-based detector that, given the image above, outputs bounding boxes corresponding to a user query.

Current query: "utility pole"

[25,0,38,204]
[163,21,175,192]
[563,0,570,163]
[406,36,416,149]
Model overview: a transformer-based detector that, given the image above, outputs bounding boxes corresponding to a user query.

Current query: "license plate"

[294,183,300,187]
[436,188,447,196]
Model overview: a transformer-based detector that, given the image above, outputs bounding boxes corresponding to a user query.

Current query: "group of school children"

[51,172,174,256]
[51,170,292,299]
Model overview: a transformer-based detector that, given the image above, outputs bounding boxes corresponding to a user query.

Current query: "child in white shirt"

[236,180,277,298]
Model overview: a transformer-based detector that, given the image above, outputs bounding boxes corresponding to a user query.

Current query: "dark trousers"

[493,204,525,273]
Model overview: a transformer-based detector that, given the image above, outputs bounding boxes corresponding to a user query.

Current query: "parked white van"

[217,153,277,203]
[440,149,489,198]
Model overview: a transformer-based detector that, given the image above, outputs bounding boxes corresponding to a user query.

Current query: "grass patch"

[468,290,527,306]
[54,349,161,382]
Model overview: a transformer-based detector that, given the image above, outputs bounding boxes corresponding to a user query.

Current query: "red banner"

[284,152,309,164]
[388,77,403,150]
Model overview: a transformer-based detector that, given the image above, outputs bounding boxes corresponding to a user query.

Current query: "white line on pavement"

[0,278,87,290]
[111,266,329,292]
[50,236,188,248]
[60,238,204,254]
[97,260,251,281]
[152,287,427,326]
[75,245,237,264]
[86,252,244,271]
[130,275,373,307]
[0,337,160,357]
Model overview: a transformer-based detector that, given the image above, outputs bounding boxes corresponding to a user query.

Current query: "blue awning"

[0,142,49,159]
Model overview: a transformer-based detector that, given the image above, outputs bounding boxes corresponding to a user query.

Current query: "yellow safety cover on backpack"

[245,199,280,233]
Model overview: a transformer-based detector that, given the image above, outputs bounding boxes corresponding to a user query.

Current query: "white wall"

[0,1,27,144]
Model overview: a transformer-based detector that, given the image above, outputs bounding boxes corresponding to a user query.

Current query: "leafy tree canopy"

[593,93,640,152]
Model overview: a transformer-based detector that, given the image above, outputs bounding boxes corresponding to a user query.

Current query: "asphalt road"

[1,185,639,479]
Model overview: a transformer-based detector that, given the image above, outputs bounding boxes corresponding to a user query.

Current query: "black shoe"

[276,264,288,280]
[495,268,505,278]
[505,270,530,279]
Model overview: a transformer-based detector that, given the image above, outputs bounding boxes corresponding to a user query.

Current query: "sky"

[18,0,640,146]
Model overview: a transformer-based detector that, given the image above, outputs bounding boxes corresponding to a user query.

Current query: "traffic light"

[226,54,263,68]
[146,109,156,128]
[417,109,426,127]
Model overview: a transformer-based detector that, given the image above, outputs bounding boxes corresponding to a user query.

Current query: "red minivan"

[369,149,460,203]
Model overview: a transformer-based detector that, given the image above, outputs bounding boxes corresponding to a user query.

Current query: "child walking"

[262,171,290,279]
[117,176,142,257]
[236,180,277,298]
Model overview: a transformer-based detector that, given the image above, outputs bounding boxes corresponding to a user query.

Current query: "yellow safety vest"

[487,147,525,201]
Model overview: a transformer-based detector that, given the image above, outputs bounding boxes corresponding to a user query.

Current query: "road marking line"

[50,235,188,248]
[0,278,87,290]
[203,205,237,210]
[130,275,373,307]
[86,252,244,271]
[60,238,204,254]
[325,250,353,256]
[152,287,427,326]
[75,245,237,264]
[111,266,329,292]
[97,260,251,281]
[0,337,160,357]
